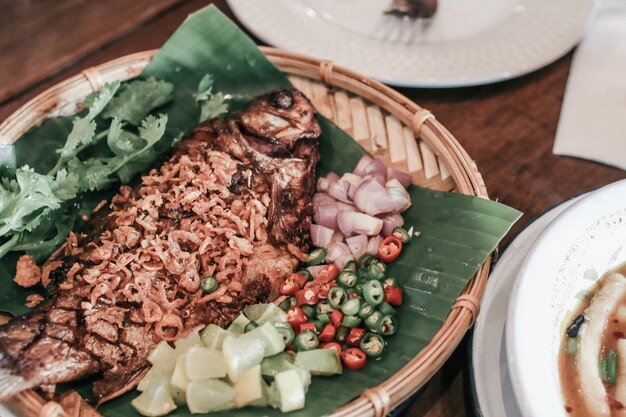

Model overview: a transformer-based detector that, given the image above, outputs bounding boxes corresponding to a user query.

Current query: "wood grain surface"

[0,1,624,416]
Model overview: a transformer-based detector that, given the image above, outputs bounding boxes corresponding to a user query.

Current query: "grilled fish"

[0,88,320,404]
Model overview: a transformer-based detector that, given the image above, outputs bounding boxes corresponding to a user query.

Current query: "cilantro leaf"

[50,169,80,200]
[196,74,228,122]
[102,78,174,125]
[0,168,61,238]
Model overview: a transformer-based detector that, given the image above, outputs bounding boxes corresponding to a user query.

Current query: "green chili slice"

[301,305,315,320]
[360,332,385,357]
[317,312,330,324]
[244,321,259,332]
[375,314,397,336]
[294,330,319,351]
[278,298,292,311]
[316,301,334,316]
[354,277,367,296]
[200,276,218,293]
[275,323,295,345]
[328,286,348,309]
[305,248,327,266]
[341,315,362,328]
[379,301,396,316]
[343,260,357,273]
[365,311,383,330]
[341,298,361,316]
[363,280,384,306]
[392,226,411,243]
[358,303,375,319]
[338,271,358,288]
[298,269,313,281]
[335,326,349,343]
[366,263,385,281]
[357,254,374,269]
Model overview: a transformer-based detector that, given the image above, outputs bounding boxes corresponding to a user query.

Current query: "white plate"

[228,0,596,87]
[507,179,626,417]
[470,196,582,417]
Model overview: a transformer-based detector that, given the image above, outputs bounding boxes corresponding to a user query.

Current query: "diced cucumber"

[245,322,286,356]
[174,331,203,355]
[185,347,226,380]
[147,341,177,372]
[131,378,177,417]
[222,335,266,382]
[234,365,264,408]
[137,367,172,392]
[201,324,231,350]
[227,313,251,334]
[244,303,288,325]
[170,355,190,393]
[294,349,342,376]
[260,352,296,377]
[273,369,306,412]
[186,379,235,413]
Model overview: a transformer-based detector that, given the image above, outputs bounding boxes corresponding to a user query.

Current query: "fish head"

[237,89,321,152]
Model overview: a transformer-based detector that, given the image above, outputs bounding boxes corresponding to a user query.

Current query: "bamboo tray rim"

[0,47,491,417]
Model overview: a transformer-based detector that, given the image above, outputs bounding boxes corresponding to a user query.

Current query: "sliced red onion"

[353,155,374,176]
[386,168,412,189]
[314,204,339,229]
[364,173,386,185]
[326,241,351,263]
[331,230,344,243]
[386,178,411,212]
[353,179,396,216]
[325,171,340,182]
[310,224,335,248]
[327,181,351,203]
[338,211,383,236]
[336,201,357,213]
[381,213,405,236]
[367,235,383,256]
[346,234,368,259]
[363,159,387,177]
[347,183,357,200]
[336,254,355,270]
[316,177,331,192]
[307,265,327,278]
[313,193,336,210]
[341,173,362,187]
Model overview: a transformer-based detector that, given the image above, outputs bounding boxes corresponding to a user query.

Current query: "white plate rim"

[227,0,597,88]
[506,179,626,417]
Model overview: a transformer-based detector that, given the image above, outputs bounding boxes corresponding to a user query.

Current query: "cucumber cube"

[186,379,235,413]
[185,347,227,380]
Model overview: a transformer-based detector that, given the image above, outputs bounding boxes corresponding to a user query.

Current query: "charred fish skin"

[0,88,321,403]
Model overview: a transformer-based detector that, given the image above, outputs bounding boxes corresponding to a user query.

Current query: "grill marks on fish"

[0,88,321,403]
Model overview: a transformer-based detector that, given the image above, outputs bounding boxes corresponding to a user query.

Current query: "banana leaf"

[0,6,521,417]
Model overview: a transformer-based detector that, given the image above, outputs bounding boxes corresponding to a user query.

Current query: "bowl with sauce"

[507,179,626,417]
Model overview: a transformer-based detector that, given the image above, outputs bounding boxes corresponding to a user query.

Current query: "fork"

[384,0,438,19]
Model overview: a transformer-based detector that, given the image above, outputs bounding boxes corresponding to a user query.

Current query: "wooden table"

[1,1,623,416]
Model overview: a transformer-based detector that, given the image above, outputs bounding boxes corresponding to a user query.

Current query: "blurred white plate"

[470,196,582,417]
[228,0,596,87]
[507,179,626,417]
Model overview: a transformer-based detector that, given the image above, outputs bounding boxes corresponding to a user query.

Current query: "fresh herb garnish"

[0,73,228,263]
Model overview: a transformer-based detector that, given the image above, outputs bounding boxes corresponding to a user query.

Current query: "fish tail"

[0,347,34,401]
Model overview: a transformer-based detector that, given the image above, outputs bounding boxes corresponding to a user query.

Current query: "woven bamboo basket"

[0,47,490,417]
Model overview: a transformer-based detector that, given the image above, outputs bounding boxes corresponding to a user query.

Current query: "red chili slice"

[280,280,300,296]
[319,323,337,342]
[300,322,316,333]
[341,347,367,370]
[384,286,403,306]
[346,328,366,346]
[378,236,403,263]
[318,281,338,299]
[314,264,340,284]
[330,310,344,328]
[321,342,342,354]
[295,288,319,306]
[287,306,308,329]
